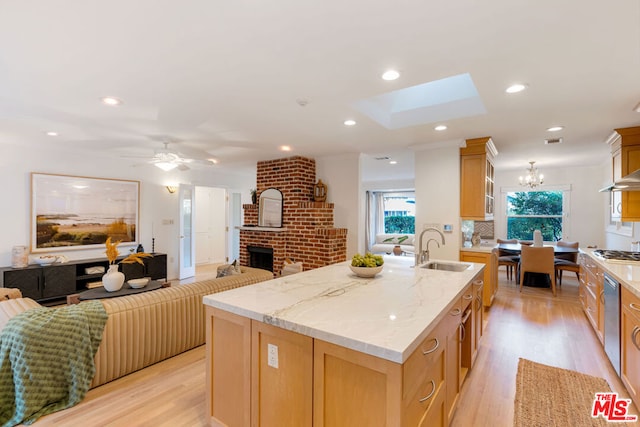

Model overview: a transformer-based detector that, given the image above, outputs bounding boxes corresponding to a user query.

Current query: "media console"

[0,253,167,305]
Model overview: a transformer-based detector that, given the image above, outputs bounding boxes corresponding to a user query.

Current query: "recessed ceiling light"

[434,125,447,131]
[547,126,564,132]
[389,160,398,165]
[344,119,356,126]
[46,131,58,136]
[208,158,218,164]
[101,96,123,106]
[382,70,400,81]
[280,145,292,151]
[505,83,527,94]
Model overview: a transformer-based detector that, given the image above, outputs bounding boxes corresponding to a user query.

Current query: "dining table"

[497,243,579,255]
[496,243,579,288]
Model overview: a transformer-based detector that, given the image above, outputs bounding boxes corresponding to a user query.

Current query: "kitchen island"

[203,256,485,427]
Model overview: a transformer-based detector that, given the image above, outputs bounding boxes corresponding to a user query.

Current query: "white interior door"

[179,184,196,279]
[228,192,241,262]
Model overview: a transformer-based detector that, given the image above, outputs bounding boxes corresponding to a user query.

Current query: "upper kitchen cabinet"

[460,137,498,220]
[608,126,640,221]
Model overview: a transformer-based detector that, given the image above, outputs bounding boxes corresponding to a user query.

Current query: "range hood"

[599,168,640,192]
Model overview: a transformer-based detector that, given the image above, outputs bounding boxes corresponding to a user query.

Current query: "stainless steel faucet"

[415,227,446,266]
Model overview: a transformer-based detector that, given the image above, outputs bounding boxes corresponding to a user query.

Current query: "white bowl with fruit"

[349,253,384,278]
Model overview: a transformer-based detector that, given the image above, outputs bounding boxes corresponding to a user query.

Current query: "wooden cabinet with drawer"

[578,252,603,343]
[207,281,479,427]
[459,250,496,307]
[621,286,640,410]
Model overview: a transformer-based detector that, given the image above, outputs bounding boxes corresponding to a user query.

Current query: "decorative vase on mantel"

[103,264,125,292]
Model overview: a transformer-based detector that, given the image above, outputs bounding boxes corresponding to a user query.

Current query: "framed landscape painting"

[31,173,140,252]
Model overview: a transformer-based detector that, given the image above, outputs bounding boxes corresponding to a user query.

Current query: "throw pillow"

[216,261,242,278]
[231,259,241,273]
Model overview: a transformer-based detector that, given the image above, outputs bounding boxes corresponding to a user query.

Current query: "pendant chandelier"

[519,161,544,188]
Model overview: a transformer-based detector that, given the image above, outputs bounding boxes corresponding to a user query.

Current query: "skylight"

[352,73,486,130]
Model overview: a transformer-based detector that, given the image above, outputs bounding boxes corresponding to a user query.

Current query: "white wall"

[0,142,254,279]
[415,144,461,261]
[316,153,361,257]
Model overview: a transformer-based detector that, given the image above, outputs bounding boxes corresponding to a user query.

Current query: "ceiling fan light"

[155,162,178,171]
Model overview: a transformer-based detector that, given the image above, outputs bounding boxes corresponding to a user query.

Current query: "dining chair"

[519,245,556,296]
[554,240,580,286]
[497,238,519,281]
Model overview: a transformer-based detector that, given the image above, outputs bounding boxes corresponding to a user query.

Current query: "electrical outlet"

[267,343,279,368]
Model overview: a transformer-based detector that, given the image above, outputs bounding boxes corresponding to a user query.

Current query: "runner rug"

[513,358,636,426]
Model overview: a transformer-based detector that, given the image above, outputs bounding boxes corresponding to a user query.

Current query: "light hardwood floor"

[30,267,637,426]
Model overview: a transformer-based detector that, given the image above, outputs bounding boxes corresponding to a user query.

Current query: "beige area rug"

[514,358,636,427]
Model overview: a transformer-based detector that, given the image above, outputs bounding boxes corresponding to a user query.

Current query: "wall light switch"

[267,343,279,368]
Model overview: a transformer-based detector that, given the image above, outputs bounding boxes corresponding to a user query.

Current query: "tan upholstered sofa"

[0,266,273,388]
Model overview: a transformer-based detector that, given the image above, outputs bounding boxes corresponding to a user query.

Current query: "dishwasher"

[603,272,621,376]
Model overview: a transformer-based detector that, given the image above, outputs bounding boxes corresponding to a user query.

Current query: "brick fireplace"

[239,156,348,275]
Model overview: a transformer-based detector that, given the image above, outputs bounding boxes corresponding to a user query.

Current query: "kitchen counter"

[581,248,640,298]
[460,244,496,254]
[203,256,484,363]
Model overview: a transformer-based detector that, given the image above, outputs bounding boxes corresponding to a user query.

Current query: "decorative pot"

[103,264,125,292]
[393,245,403,256]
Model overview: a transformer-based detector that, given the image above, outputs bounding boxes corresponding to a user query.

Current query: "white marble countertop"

[460,244,495,254]
[203,256,485,364]
[581,248,640,298]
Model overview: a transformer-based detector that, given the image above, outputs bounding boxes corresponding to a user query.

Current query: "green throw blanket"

[0,300,107,426]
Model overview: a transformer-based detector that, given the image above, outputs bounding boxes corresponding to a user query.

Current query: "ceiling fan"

[127,142,215,171]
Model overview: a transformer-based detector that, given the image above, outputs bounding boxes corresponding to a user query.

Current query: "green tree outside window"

[506,191,563,241]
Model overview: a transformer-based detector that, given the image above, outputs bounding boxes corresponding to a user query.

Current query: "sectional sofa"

[0,265,274,388]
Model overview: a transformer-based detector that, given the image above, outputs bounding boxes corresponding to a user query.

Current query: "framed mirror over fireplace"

[258,188,283,228]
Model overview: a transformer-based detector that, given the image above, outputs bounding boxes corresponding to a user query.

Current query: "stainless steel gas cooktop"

[593,249,640,263]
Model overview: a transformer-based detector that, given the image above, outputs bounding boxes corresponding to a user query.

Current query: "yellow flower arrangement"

[105,237,152,265]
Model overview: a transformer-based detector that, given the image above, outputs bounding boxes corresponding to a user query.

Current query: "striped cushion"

[0,298,42,334]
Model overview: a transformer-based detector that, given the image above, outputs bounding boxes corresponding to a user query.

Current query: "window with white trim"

[505,190,565,241]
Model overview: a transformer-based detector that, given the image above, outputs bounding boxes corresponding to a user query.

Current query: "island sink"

[421,261,471,272]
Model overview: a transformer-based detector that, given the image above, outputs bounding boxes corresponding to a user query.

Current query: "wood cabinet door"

[622,144,640,221]
[314,339,402,427]
[621,292,640,408]
[41,264,76,299]
[2,267,41,300]
[445,300,462,422]
[146,254,167,280]
[459,251,495,307]
[206,307,252,427]
[460,154,486,220]
[252,321,313,427]
[472,279,484,365]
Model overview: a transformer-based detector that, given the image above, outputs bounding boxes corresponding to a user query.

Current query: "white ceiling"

[1,1,639,178]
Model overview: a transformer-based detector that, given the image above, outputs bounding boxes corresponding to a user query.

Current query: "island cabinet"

[621,286,640,410]
[460,137,497,221]
[465,279,483,370]
[578,253,603,343]
[206,282,478,427]
[459,250,497,307]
